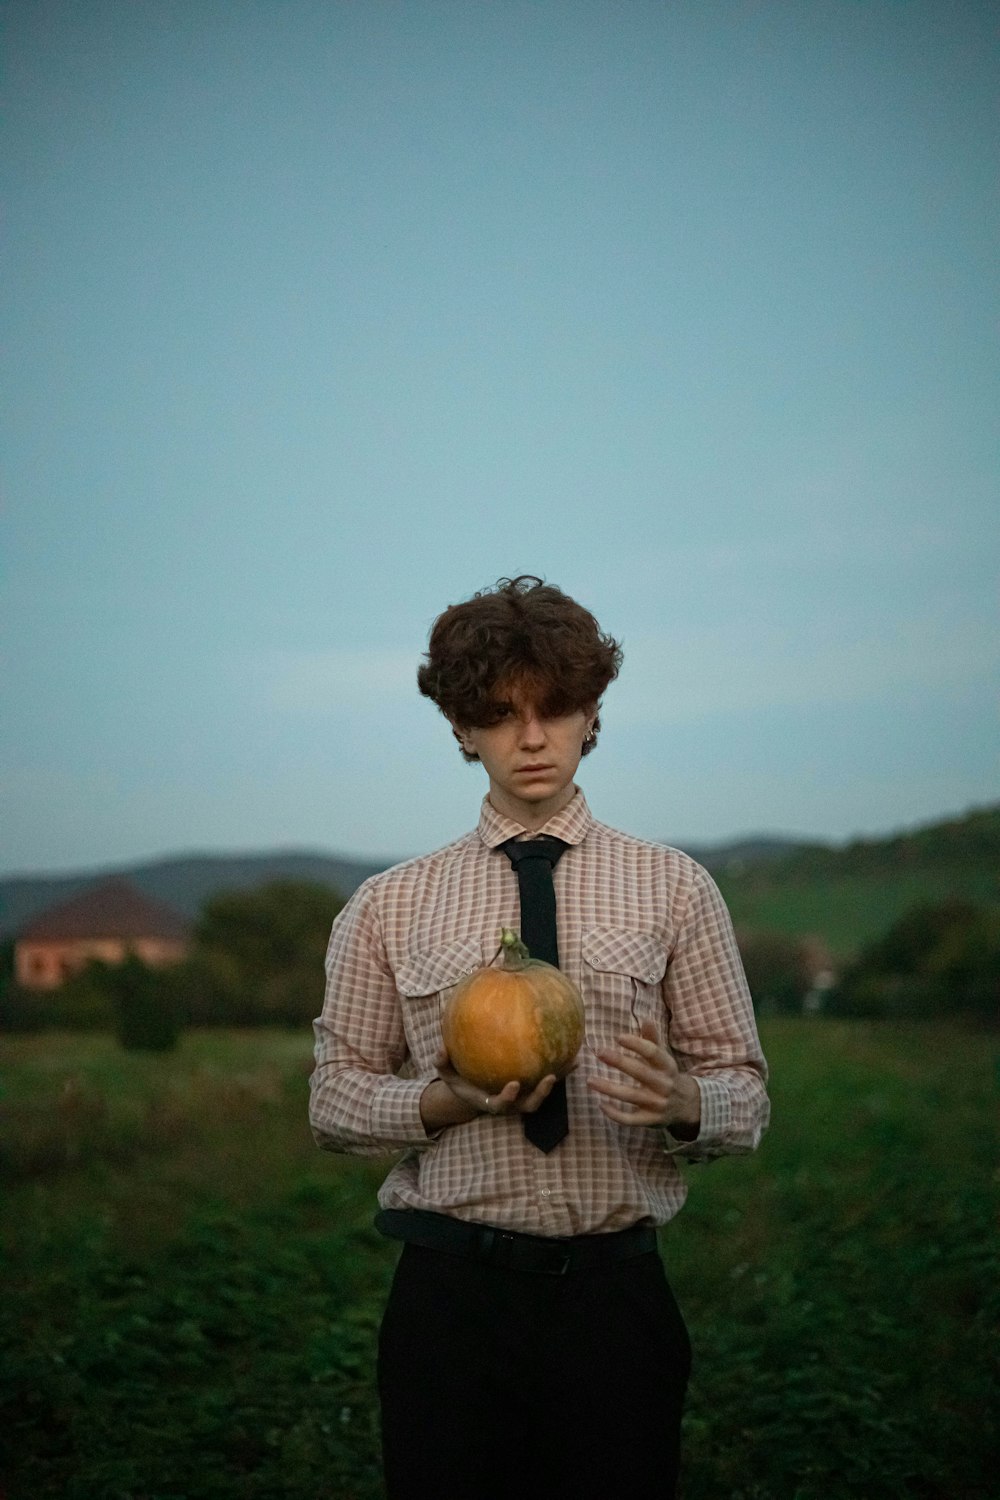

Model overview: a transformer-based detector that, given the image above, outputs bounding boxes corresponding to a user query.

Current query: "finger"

[615,1035,678,1082]
[588,1075,666,1109]
[435,1051,470,1084]
[596,1097,666,1127]
[616,1032,667,1064]
[596,1046,670,1090]
[479,1080,525,1114]
[518,1074,557,1113]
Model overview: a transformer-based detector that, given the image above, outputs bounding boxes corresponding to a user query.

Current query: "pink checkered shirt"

[310,788,769,1237]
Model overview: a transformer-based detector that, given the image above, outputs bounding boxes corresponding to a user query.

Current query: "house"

[14,878,191,990]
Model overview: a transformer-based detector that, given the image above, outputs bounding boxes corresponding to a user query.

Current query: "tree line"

[739,898,997,1025]
[0,880,345,1048]
[1,880,996,1050]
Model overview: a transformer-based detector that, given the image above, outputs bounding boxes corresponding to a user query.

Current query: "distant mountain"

[686,804,1000,880]
[710,803,1000,958]
[0,850,389,942]
[0,837,812,941]
[674,837,811,874]
[2,804,995,947]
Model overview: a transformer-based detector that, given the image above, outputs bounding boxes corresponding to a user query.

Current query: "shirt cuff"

[660,1075,732,1159]
[369,1076,435,1147]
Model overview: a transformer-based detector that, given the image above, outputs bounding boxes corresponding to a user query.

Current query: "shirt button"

[540,1188,551,1198]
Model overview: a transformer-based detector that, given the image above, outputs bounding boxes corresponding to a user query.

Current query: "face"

[454,690,594,830]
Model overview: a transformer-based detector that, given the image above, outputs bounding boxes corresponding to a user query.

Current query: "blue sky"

[3,0,997,875]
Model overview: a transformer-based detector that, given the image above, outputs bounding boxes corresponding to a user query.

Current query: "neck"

[487,781,577,831]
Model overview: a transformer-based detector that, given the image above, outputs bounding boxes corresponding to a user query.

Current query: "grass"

[2,1021,997,1499]
[716,867,1000,957]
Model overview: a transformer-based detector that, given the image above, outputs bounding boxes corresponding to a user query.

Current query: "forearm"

[662,1072,701,1139]
[309,1063,433,1156]
[418,1078,479,1132]
[663,1065,769,1159]
[662,867,770,1158]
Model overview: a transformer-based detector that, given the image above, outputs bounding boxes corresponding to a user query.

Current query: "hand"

[419,1052,560,1133]
[434,1052,559,1117]
[587,1019,701,1135]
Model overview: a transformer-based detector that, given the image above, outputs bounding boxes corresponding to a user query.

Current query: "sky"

[3,0,998,876]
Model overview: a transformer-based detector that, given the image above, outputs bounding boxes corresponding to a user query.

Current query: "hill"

[0,850,387,942]
[0,838,812,942]
[2,803,996,956]
[711,804,1000,957]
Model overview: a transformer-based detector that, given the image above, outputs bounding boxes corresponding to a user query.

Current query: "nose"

[517,710,546,748]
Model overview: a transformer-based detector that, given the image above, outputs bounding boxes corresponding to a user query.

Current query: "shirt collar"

[476,787,593,850]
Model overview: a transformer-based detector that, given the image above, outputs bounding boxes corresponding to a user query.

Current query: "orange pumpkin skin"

[442,933,585,1093]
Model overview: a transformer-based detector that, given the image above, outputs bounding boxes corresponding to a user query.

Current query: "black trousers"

[377,1241,692,1500]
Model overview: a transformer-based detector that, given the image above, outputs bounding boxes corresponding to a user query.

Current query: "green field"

[715,866,1000,958]
[2,1023,997,1499]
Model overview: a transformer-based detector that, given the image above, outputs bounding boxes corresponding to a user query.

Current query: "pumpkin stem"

[497,926,532,970]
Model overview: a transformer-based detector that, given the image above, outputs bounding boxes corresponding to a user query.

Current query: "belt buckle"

[488,1229,516,1267]
[497,1231,573,1276]
[535,1239,572,1276]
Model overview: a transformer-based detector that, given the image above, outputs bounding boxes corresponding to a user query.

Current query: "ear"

[582,705,598,746]
[450,721,476,755]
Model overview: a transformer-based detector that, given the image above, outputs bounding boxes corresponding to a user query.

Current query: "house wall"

[14,938,188,991]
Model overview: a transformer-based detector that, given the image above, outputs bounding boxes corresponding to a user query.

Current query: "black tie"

[500,836,571,1152]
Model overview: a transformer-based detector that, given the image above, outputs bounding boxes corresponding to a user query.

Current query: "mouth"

[515,765,554,775]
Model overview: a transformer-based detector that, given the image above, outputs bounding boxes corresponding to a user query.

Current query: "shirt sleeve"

[309,880,435,1156]
[659,864,770,1162]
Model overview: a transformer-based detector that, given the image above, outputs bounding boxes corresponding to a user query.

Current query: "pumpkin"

[441,927,585,1093]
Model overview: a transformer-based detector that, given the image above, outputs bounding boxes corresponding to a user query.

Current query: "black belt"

[374,1208,658,1277]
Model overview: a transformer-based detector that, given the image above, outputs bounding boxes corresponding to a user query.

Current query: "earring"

[584,727,596,745]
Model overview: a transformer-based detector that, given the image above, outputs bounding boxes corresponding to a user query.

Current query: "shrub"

[736,928,819,1014]
[109,956,183,1052]
[189,879,342,1026]
[830,899,1000,1023]
[0,982,59,1033]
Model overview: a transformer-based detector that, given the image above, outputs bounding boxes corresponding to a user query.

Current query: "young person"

[310,575,769,1500]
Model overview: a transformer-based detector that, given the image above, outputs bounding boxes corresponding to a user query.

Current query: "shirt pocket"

[395,936,487,1059]
[580,927,668,1047]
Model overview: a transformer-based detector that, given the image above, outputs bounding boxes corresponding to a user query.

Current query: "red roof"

[18,878,191,943]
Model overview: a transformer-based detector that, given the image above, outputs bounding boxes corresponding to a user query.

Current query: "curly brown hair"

[417,576,623,762]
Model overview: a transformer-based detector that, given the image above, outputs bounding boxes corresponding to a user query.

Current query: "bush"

[108,956,183,1052]
[736,928,820,1014]
[0,965,119,1033]
[0,982,59,1033]
[830,899,1000,1023]
[188,879,343,1026]
[925,905,1000,1022]
[0,942,53,1032]
[0,878,344,1036]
